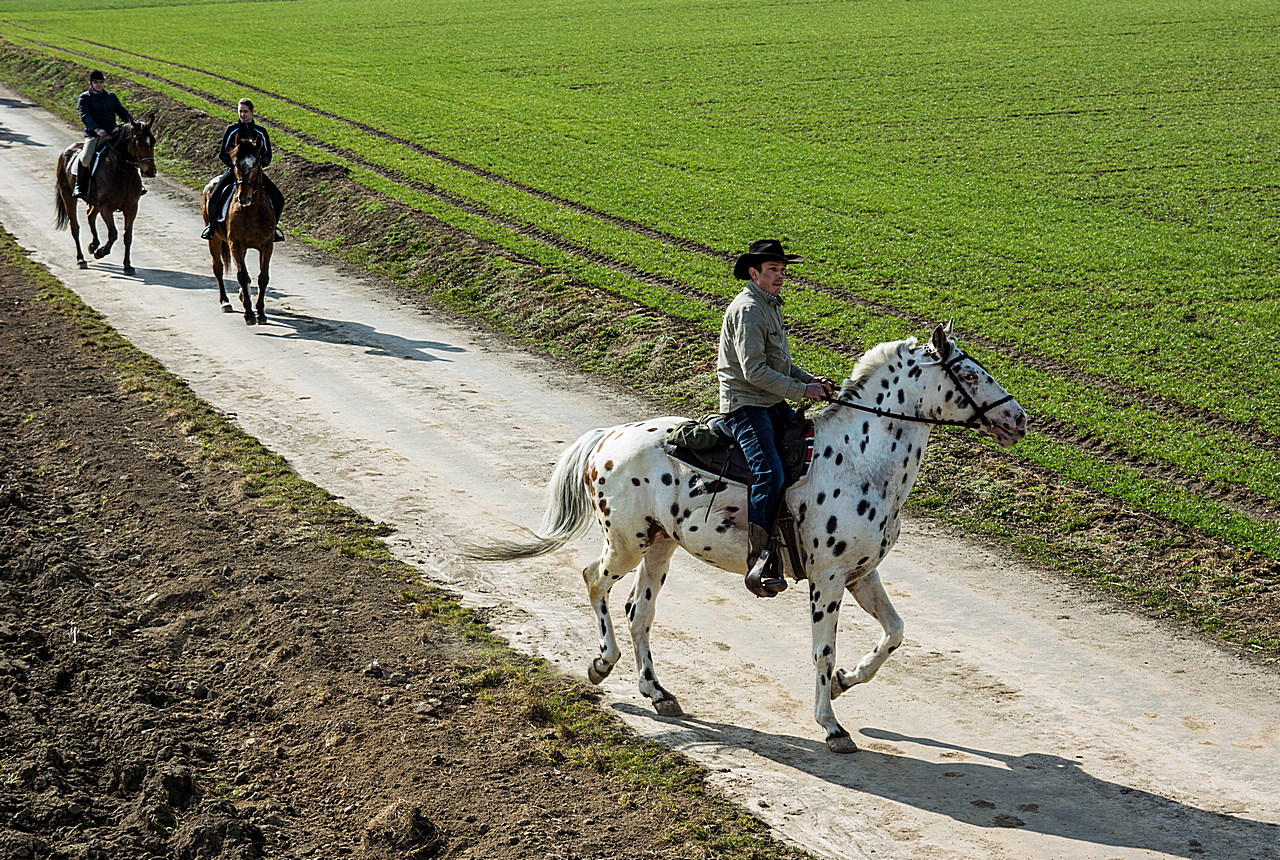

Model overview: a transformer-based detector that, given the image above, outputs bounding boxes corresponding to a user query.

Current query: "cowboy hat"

[733,239,804,280]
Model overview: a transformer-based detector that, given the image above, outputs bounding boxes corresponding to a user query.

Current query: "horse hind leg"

[92,210,117,260]
[807,570,857,752]
[624,538,681,716]
[582,539,645,687]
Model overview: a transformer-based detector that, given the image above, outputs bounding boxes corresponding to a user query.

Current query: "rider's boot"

[201,222,216,241]
[745,523,787,597]
[74,164,91,201]
[139,185,148,196]
[273,227,285,242]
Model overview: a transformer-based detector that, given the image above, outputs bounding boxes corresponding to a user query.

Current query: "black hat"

[89,69,105,82]
[733,239,803,280]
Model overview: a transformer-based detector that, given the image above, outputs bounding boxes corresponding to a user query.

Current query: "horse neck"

[815,353,935,492]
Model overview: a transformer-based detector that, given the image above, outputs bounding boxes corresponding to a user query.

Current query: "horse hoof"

[244,316,257,326]
[93,249,109,260]
[77,261,88,270]
[653,696,684,718]
[256,313,267,324]
[123,266,135,276]
[587,660,613,685]
[220,303,234,313]
[826,731,858,754]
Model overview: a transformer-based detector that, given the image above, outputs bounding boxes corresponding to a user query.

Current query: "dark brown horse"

[202,135,278,325]
[54,114,157,274]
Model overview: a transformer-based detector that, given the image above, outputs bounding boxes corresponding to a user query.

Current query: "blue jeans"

[724,401,794,530]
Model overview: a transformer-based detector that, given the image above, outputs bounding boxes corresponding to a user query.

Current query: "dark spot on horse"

[726,505,739,513]
[706,480,727,493]
[867,506,877,521]
[813,538,819,548]
[826,515,838,534]
[833,541,847,557]
[646,427,657,432]
[813,610,824,623]
[860,439,867,453]
[682,508,691,520]
[632,477,641,486]
[670,503,680,516]
[858,556,869,565]
[876,393,884,404]
[704,546,712,552]
[862,421,869,434]
[945,390,954,402]
[645,588,652,600]
[822,644,832,656]
[835,453,843,465]
[823,446,833,459]
[858,500,868,515]
[891,442,897,452]
[604,460,614,471]
[827,601,838,613]
[832,488,840,499]
[827,536,836,547]
[880,379,889,389]
[898,389,905,404]
[636,532,646,539]
[598,477,606,485]
[643,668,654,681]
[816,492,826,505]
[604,520,610,528]
[689,525,698,532]
[661,473,673,485]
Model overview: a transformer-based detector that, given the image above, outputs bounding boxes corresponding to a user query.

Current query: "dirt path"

[2,86,1278,860]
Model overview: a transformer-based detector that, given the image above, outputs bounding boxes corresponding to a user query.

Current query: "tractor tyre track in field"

[19,39,1280,527]
[34,37,1280,470]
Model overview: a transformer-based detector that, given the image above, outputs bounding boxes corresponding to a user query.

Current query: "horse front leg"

[625,539,681,716]
[121,205,137,275]
[63,193,87,269]
[832,568,904,696]
[808,569,856,752]
[93,210,117,260]
[231,245,254,325]
[86,207,102,257]
[255,243,273,324]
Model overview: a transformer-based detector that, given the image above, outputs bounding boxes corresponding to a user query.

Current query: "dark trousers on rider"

[203,168,286,238]
[724,400,794,595]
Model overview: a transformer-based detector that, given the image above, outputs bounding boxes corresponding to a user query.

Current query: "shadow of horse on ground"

[253,308,467,362]
[612,703,1280,859]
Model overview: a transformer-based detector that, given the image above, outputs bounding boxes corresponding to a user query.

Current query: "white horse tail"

[458,427,608,562]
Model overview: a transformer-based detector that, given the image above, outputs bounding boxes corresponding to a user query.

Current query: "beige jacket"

[717,281,814,413]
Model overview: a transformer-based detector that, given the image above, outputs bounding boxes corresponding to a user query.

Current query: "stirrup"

[201,224,215,240]
[273,227,285,242]
[745,526,787,598]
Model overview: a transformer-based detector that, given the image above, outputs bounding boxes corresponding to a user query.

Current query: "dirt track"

[2,84,1279,860]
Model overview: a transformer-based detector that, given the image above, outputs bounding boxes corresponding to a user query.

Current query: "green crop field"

[2,0,1278,647]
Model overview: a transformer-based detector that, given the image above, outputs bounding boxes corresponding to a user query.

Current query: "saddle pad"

[664,417,816,489]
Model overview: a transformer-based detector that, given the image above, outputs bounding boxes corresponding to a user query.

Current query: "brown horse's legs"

[92,210,119,260]
[256,244,273,324]
[86,207,102,257]
[210,239,232,311]
[63,192,87,268]
[121,201,138,275]
[231,244,255,325]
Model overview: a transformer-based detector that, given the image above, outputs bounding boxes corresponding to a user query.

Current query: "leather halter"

[822,348,1014,430]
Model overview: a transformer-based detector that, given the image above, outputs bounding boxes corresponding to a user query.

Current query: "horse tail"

[54,155,69,231]
[458,427,608,562]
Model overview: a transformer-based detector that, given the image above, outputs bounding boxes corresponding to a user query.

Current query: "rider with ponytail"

[201,98,286,242]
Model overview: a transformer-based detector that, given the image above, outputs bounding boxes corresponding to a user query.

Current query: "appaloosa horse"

[202,135,278,325]
[463,324,1026,752]
[54,114,157,274]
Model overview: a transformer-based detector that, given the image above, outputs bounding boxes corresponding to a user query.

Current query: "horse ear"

[144,111,156,127]
[943,319,954,337]
[929,324,951,359]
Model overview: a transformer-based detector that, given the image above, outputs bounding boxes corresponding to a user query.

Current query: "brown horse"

[202,135,278,325]
[54,114,157,274]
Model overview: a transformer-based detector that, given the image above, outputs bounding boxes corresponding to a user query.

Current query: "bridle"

[233,149,264,199]
[103,124,154,171]
[822,347,1014,430]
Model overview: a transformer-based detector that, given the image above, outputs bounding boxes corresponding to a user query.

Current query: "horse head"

[229,136,264,205]
[125,112,158,177]
[919,322,1026,446]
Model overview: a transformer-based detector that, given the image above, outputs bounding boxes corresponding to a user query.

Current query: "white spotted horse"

[463,324,1026,752]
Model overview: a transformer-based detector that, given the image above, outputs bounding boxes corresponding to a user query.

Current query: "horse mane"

[836,337,918,399]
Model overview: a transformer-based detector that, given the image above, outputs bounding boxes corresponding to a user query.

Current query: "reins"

[821,349,1013,430]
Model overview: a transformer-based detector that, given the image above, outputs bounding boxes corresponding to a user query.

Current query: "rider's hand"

[95,128,106,137]
[803,381,828,400]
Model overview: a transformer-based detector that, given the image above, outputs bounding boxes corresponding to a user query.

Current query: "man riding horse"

[74,70,144,201]
[719,239,834,597]
[201,98,286,242]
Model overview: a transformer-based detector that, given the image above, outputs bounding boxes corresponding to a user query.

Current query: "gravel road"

[2,85,1277,860]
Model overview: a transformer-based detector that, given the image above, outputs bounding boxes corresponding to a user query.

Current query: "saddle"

[663,409,816,581]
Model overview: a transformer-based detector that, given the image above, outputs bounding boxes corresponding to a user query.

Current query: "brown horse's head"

[229,135,265,206]
[125,112,158,178]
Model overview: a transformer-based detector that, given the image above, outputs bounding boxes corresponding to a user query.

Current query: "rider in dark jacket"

[74,70,138,200]
[201,98,286,241]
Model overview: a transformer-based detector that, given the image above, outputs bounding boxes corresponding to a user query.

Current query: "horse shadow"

[0,122,42,149]
[252,308,467,362]
[613,704,1280,859]
[109,266,218,292]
